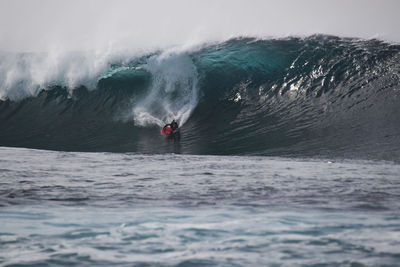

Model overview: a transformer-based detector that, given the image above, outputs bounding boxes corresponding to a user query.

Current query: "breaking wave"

[1,35,400,160]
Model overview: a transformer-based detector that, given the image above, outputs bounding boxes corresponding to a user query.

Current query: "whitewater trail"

[132,50,199,127]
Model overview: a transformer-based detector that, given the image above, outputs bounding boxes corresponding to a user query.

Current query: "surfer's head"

[171,120,178,130]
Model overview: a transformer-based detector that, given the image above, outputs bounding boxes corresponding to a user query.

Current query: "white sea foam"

[0,49,115,101]
[0,0,398,101]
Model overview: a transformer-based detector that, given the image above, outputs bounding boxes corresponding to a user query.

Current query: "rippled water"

[1,147,400,266]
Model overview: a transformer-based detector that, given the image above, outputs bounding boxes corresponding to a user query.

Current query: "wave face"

[1,35,400,160]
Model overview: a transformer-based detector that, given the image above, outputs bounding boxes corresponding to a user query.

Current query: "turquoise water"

[1,36,399,160]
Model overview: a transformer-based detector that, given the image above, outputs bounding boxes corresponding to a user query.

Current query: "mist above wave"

[0,0,399,54]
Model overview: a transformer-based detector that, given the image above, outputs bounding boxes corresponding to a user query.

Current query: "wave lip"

[0,35,400,160]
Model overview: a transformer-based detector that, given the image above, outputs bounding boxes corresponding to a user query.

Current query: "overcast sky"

[0,0,399,52]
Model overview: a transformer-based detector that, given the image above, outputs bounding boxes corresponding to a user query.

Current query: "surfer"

[161,119,179,135]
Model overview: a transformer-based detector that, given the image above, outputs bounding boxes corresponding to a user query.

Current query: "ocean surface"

[1,147,400,266]
[1,35,400,266]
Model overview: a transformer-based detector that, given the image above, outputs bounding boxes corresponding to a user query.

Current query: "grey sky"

[0,0,399,52]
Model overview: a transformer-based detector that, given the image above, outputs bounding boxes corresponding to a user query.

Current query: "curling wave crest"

[0,35,399,160]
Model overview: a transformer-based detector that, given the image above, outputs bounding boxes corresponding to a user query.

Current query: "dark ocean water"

[1,35,400,266]
[1,147,400,266]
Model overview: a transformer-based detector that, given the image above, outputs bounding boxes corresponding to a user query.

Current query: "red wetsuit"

[161,126,174,134]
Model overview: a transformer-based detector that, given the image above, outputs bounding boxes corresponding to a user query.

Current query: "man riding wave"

[161,119,179,135]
